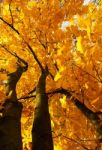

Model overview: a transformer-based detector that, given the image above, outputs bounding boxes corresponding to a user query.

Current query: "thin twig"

[72,63,102,83]
[62,135,92,150]
[9,0,13,25]
[0,17,44,72]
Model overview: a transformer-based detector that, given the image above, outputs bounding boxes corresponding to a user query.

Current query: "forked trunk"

[0,57,28,150]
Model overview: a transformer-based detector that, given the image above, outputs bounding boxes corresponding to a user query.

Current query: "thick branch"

[73,63,102,83]
[27,43,44,72]
[0,45,28,70]
[47,88,102,142]
[0,17,19,34]
[3,55,28,101]
[73,98,102,141]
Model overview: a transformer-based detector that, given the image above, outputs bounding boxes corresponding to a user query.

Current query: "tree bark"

[0,55,28,150]
[32,69,53,150]
[0,101,23,150]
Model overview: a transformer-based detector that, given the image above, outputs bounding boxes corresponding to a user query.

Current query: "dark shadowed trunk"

[32,68,53,150]
[0,101,23,150]
[0,55,28,150]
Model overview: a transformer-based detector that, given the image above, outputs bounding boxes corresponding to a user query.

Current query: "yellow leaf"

[86,17,91,40]
[60,66,65,72]
[54,72,62,81]
[84,83,88,89]
[91,97,99,104]
[21,117,28,124]
[99,0,102,6]
[54,145,62,150]
[76,36,84,53]
[27,1,36,9]
[87,25,91,40]
[51,120,54,128]
[59,95,67,108]
[54,66,65,81]
[57,47,63,55]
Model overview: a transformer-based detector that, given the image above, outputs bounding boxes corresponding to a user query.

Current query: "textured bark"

[0,56,28,150]
[32,69,53,150]
[0,101,23,150]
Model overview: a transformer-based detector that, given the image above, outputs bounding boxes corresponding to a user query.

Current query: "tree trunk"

[0,101,23,150]
[32,69,53,150]
[0,55,28,150]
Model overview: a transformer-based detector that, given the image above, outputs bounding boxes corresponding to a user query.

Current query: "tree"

[0,53,28,150]
[0,0,102,149]
[32,66,53,150]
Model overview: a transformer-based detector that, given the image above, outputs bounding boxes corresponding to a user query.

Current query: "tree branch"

[0,17,44,72]
[72,63,102,83]
[0,17,19,34]
[9,0,13,25]
[47,87,102,142]
[0,45,28,70]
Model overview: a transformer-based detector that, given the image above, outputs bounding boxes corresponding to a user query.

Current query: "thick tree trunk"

[0,100,23,150]
[0,55,28,150]
[32,70,53,150]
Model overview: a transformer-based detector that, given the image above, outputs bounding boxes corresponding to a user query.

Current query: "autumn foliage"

[0,0,102,149]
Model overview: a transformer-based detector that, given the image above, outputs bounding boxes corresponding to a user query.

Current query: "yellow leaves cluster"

[54,145,62,150]
[76,36,84,53]
[54,72,62,81]
[27,1,37,9]
[1,0,102,149]
[51,120,54,128]
[54,66,65,81]
[59,95,67,108]
[77,15,91,39]
[99,0,102,6]
[2,3,9,16]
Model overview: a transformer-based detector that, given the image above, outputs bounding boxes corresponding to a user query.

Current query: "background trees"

[0,0,102,149]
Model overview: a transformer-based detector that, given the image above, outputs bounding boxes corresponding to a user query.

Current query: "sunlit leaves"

[54,66,65,81]
[0,0,102,149]
[76,36,84,53]
[59,95,67,108]
[27,1,37,9]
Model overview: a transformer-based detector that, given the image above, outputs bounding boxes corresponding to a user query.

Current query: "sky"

[83,0,91,5]
[61,0,92,31]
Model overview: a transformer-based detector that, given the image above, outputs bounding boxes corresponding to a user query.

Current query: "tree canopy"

[0,0,102,149]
